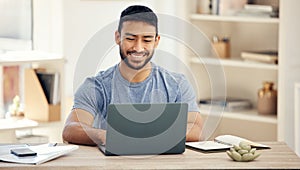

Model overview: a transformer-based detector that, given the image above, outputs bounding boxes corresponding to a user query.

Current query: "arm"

[174,75,203,141]
[186,111,203,142]
[62,108,106,146]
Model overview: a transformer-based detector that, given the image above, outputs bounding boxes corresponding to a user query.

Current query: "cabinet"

[187,0,279,141]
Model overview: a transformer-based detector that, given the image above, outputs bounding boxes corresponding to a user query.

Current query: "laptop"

[98,103,188,156]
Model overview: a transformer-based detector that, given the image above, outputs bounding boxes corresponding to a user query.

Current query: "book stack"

[199,98,252,112]
[211,0,247,16]
[241,50,278,64]
[209,1,278,17]
[236,4,279,18]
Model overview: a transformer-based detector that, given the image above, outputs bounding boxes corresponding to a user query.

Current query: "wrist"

[97,129,106,145]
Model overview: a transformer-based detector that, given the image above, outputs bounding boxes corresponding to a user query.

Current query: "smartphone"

[10,148,37,157]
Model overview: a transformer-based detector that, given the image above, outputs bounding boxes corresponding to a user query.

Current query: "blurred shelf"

[190,14,280,24]
[0,117,38,130]
[0,50,64,66]
[191,57,278,70]
[200,108,277,124]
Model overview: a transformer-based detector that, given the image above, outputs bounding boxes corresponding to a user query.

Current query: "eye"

[126,37,135,41]
[144,39,153,43]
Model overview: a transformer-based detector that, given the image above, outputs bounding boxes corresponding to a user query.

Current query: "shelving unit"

[0,51,65,122]
[187,0,279,141]
[0,50,65,142]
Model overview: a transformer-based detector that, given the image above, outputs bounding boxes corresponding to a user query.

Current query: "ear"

[115,31,121,45]
[154,35,160,48]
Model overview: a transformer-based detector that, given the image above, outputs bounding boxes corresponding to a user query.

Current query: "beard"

[119,47,154,70]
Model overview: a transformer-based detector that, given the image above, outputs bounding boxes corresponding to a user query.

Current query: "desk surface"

[1,142,300,170]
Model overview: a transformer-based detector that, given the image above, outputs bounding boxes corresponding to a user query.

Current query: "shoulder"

[95,65,117,82]
[153,64,187,83]
[75,65,117,95]
[83,65,117,85]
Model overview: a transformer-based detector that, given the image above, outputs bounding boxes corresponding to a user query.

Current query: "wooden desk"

[0,142,300,169]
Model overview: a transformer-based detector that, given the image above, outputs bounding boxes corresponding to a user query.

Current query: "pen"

[49,143,58,147]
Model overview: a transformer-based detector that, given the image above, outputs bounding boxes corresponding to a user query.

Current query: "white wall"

[63,0,159,97]
[278,0,300,150]
[33,0,63,53]
[151,0,190,73]
[63,0,191,98]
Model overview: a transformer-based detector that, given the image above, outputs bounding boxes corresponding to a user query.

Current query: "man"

[62,5,203,146]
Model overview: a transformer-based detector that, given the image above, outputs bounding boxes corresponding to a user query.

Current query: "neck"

[119,62,152,83]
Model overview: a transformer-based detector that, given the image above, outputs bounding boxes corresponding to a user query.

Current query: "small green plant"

[226,141,261,162]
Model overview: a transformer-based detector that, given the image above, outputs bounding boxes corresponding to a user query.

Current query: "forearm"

[186,122,202,141]
[186,112,203,142]
[62,122,106,146]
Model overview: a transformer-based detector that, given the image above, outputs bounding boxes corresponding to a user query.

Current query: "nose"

[133,39,144,52]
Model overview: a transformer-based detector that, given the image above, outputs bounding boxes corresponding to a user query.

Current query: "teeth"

[131,53,144,58]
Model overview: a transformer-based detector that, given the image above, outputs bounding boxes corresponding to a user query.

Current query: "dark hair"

[118,5,158,36]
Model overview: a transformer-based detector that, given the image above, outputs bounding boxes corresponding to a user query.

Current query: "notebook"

[186,135,270,152]
[99,103,188,156]
[0,144,78,165]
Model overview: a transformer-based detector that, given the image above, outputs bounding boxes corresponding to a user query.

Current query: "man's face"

[115,21,160,70]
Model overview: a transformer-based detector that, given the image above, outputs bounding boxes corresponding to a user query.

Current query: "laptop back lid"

[103,103,188,156]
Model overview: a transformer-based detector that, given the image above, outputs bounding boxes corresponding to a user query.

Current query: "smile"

[128,52,148,60]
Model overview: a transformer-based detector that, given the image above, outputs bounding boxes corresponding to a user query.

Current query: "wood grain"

[0,142,299,170]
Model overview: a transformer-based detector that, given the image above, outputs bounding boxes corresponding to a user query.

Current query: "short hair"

[118,5,158,36]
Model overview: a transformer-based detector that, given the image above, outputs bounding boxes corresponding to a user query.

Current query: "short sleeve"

[73,77,105,117]
[176,75,199,112]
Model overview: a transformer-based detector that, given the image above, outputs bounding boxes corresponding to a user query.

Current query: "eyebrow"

[124,33,155,38]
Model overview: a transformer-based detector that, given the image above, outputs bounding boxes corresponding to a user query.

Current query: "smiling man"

[62,5,203,146]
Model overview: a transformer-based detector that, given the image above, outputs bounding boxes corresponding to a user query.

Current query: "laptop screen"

[102,103,188,156]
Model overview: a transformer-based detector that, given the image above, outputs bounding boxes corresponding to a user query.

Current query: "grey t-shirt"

[73,63,199,129]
